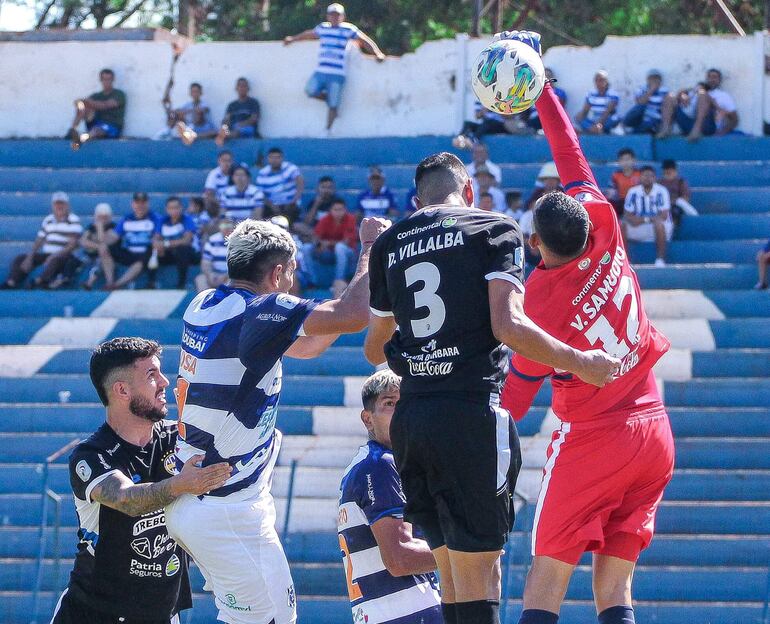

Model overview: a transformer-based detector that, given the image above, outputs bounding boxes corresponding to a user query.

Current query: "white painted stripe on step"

[652,319,716,351]
[29,318,118,347]
[312,407,364,435]
[643,290,725,320]
[654,348,693,382]
[91,290,187,319]
[343,376,367,407]
[0,345,62,377]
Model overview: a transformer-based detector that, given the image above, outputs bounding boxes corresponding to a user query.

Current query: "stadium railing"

[30,437,81,624]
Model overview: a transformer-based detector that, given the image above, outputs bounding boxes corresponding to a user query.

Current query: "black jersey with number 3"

[369,206,525,395]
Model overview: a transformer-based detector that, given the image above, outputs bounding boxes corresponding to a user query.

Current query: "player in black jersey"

[365,153,619,624]
[52,337,231,624]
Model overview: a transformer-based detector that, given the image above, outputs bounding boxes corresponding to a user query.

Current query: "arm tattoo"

[92,473,177,517]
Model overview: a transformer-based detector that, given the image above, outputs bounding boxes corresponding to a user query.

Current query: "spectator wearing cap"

[151,196,200,289]
[256,147,304,223]
[284,3,386,130]
[356,167,398,220]
[78,202,118,290]
[574,70,621,134]
[606,148,641,216]
[658,68,739,142]
[2,192,83,289]
[623,69,668,134]
[623,165,673,267]
[472,166,506,213]
[195,217,235,292]
[465,142,502,185]
[304,197,358,297]
[108,192,161,290]
[215,77,261,146]
[525,162,562,211]
[527,67,567,131]
[220,165,265,223]
[660,159,698,224]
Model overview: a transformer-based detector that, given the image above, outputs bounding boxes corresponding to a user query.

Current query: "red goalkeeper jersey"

[502,83,670,423]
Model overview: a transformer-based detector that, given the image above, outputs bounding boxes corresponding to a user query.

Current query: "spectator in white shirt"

[284,3,385,130]
[204,151,234,200]
[256,147,304,223]
[657,68,739,142]
[472,166,506,213]
[2,192,83,289]
[623,166,673,266]
[465,142,502,185]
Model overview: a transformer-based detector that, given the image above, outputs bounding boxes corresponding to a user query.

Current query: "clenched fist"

[360,217,392,249]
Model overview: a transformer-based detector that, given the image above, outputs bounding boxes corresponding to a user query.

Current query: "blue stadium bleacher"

[0,135,769,623]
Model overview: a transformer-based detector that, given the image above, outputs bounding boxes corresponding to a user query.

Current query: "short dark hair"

[218,150,233,159]
[533,191,590,258]
[640,165,656,174]
[236,77,249,85]
[330,198,347,209]
[661,159,677,170]
[190,82,202,90]
[480,192,493,200]
[189,196,205,210]
[231,165,251,178]
[506,191,522,202]
[617,148,635,159]
[318,175,334,184]
[166,195,182,206]
[268,147,283,156]
[415,152,469,206]
[99,68,114,78]
[707,68,722,77]
[90,338,162,406]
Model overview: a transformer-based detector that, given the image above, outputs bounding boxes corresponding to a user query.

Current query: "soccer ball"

[472,39,546,115]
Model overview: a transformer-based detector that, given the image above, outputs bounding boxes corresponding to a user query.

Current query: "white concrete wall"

[0,32,765,138]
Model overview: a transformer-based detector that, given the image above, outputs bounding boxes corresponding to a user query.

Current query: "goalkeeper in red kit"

[497,32,675,624]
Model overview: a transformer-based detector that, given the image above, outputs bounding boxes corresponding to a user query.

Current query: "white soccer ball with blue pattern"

[472,39,546,115]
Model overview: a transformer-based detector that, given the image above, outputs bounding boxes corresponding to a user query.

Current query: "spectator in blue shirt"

[623,69,669,134]
[108,192,161,290]
[574,70,621,134]
[151,196,200,289]
[257,147,304,223]
[356,167,398,219]
[215,78,261,145]
[527,67,567,131]
[284,3,386,130]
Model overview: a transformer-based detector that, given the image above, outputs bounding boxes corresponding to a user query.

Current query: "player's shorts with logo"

[532,405,675,565]
[50,589,180,624]
[390,392,521,553]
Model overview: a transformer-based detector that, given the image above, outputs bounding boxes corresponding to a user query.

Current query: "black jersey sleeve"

[69,444,122,503]
[484,218,526,293]
[368,234,393,317]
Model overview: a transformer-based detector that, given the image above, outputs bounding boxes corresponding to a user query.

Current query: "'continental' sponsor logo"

[571,247,621,306]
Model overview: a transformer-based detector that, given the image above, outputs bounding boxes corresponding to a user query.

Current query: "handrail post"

[281,459,299,542]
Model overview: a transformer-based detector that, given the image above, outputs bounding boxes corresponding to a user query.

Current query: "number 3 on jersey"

[405,262,446,338]
[584,275,640,358]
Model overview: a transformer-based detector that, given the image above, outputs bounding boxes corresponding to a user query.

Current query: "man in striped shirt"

[256,148,304,223]
[574,70,621,135]
[623,166,673,267]
[284,3,385,130]
[2,191,83,289]
[219,165,265,222]
[623,69,668,135]
[194,218,234,292]
[338,370,442,624]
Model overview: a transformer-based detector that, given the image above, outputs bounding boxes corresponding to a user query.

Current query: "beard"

[129,395,168,423]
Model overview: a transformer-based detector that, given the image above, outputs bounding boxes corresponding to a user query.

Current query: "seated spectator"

[624,69,668,135]
[356,167,398,219]
[472,166,506,213]
[257,147,304,222]
[525,162,561,211]
[151,196,200,289]
[303,198,358,297]
[657,68,739,142]
[478,192,494,212]
[284,3,386,130]
[78,202,117,290]
[66,68,126,150]
[527,68,567,131]
[296,175,341,239]
[195,218,235,292]
[453,101,511,148]
[623,166,673,267]
[215,77,261,145]
[108,192,161,290]
[204,150,234,199]
[465,142,502,185]
[505,190,523,220]
[574,70,621,135]
[755,240,770,290]
[2,192,83,289]
[186,196,219,239]
[660,159,698,223]
[174,82,218,145]
[606,148,641,216]
[219,165,265,222]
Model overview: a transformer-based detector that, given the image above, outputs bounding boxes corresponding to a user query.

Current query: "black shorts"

[111,246,151,267]
[51,589,180,624]
[390,392,521,553]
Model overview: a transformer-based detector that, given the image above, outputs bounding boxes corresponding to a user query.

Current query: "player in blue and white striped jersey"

[339,370,442,624]
[284,3,385,129]
[218,165,265,222]
[165,216,391,624]
[574,70,621,134]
